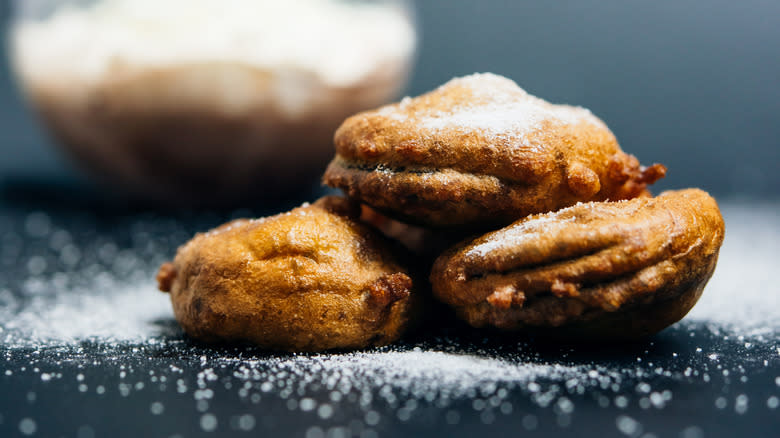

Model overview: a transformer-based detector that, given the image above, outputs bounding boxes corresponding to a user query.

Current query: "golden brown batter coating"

[156,196,417,351]
[430,189,725,339]
[323,73,665,228]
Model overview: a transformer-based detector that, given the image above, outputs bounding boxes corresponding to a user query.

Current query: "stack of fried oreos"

[158,74,725,351]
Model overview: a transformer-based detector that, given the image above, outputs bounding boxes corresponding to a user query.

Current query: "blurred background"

[0,0,778,200]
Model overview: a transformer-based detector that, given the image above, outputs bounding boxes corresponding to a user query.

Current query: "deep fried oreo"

[157,196,417,351]
[430,189,725,339]
[324,73,665,228]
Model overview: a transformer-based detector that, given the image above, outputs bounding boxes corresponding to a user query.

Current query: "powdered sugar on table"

[0,200,777,436]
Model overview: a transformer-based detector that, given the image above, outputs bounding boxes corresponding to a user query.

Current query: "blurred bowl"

[9,0,416,205]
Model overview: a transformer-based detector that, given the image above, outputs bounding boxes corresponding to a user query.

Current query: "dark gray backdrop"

[0,0,778,198]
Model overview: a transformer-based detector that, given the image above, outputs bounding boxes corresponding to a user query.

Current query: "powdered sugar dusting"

[0,279,171,348]
[0,210,183,349]
[227,348,594,402]
[465,213,575,258]
[403,73,606,141]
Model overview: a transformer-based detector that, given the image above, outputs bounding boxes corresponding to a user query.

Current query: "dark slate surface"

[0,186,778,438]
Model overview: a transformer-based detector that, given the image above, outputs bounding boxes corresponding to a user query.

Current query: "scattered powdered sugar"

[0,209,182,349]
[228,348,596,404]
[687,201,780,333]
[0,201,778,436]
[0,279,171,348]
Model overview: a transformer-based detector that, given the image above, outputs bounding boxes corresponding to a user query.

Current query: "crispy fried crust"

[430,189,725,339]
[157,196,417,351]
[323,73,665,227]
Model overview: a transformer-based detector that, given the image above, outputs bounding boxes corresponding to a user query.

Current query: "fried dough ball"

[323,73,666,228]
[156,196,417,352]
[430,189,724,339]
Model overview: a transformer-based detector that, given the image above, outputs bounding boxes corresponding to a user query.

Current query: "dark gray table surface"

[0,184,778,438]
